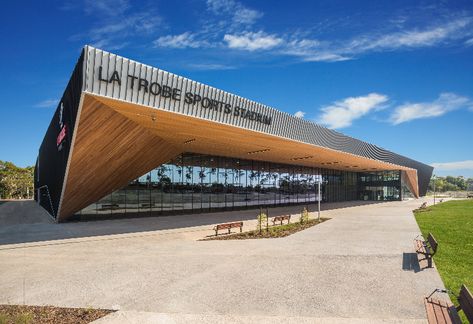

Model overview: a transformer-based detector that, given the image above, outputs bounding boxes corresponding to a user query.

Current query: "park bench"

[99,203,119,210]
[272,215,291,226]
[213,222,243,236]
[140,203,156,208]
[467,193,473,198]
[424,284,473,324]
[414,233,438,268]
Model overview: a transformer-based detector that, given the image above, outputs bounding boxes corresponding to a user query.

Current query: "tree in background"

[467,178,473,191]
[428,175,472,192]
[0,161,34,199]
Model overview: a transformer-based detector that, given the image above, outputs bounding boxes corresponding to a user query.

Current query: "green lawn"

[414,200,473,306]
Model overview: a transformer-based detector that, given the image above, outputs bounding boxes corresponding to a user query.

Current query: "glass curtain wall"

[357,170,402,201]
[78,153,402,219]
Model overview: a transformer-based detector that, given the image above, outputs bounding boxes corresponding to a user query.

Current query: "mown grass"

[414,199,473,320]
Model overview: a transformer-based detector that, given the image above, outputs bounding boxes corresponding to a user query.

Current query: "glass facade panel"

[76,153,406,219]
[358,170,401,201]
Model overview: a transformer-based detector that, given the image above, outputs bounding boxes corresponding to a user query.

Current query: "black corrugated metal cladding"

[34,50,84,219]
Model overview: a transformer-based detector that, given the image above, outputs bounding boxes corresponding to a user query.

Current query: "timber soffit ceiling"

[55,46,432,220]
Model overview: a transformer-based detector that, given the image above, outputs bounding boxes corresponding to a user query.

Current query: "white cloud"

[465,38,473,46]
[88,12,161,42]
[319,93,388,129]
[232,7,263,25]
[34,99,59,108]
[278,17,473,62]
[207,0,262,26]
[224,31,282,51]
[187,63,236,70]
[294,111,305,118]
[390,93,472,125]
[154,32,208,49]
[70,0,162,51]
[219,17,473,61]
[282,39,351,62]
[302,52,351,62]
[152,0,263,52]
[206,0,235,14]
[348,18,471,53]
[431,160,473,171]
[84,0,129,17]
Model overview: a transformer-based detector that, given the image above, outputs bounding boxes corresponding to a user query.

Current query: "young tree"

[0,161,34,199]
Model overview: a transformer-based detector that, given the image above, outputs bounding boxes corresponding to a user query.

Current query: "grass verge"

[0,305,114,324]
[414,199,473,320]
[202,218,329,240]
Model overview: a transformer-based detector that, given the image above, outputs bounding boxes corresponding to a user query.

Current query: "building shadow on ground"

[0,200,386,247]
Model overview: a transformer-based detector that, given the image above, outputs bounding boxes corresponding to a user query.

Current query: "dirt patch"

[202,218,329,240]
[0,305,114,324]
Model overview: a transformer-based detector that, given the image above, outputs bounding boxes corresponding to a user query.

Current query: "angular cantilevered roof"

[36,46,433,221]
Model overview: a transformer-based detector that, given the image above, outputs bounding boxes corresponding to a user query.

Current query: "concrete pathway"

[0,199,447,323]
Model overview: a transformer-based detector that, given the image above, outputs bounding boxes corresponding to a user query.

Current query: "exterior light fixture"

[183,138,196,144]
[247,149,270,155]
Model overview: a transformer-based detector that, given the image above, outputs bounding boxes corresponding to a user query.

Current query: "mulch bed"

[201,218,329,241]
[0,305,114,324]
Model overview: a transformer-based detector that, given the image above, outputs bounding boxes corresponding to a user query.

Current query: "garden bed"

[202,218,329,240]
[0,305,114,324]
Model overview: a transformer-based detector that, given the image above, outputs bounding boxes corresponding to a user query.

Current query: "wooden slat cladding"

[58,95,181,220]
[403,169,419,199]
[92,94,420,198]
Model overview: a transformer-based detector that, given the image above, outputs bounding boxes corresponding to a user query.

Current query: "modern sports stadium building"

[34,46,433,222]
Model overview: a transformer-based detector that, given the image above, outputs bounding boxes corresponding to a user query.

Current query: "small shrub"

[0,313,9,324]
[300,207,309,224]
[256,212,268,233]
[14,312,33,324]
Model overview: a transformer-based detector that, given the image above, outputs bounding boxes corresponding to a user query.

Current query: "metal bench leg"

[427,256,433,268]
[228,228,231,234]
[240,226,242,233]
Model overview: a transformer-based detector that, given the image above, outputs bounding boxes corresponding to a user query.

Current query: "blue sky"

[0,0,472,177]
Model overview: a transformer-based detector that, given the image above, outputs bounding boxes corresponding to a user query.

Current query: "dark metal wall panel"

[34,50,85,218]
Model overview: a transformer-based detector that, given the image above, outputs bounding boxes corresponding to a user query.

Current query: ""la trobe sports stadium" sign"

[98,66,273,125]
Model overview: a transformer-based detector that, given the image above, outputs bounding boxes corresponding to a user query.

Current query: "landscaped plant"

[256,210,268,233]
[300,206,309,224]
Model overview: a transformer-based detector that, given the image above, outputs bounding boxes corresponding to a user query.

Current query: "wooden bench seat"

[414,233,438,268]
[424,297,461,324]
[140,203,156,208]
[99,203,119,210]
[213,222,243,236]
[272,215,291,226]
[424,285,473,324]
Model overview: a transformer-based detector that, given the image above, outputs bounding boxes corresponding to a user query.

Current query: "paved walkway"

[0,199,447,323]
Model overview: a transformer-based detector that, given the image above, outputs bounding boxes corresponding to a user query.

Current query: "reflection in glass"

[77,153,404,219]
